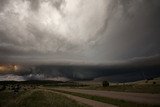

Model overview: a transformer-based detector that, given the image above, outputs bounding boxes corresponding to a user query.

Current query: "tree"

[102,81,109,87]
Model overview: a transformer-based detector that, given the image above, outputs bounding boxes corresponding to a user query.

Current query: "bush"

[102,81,109,87]
[153,81,156,85]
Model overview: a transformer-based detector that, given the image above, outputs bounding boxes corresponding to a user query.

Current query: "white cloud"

[0,74,25,81]
[0,0,108,54]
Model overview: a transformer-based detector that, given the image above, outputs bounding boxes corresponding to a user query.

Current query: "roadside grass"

[0,89,90,107]
[51,89,160,107]
[78,84,160,94]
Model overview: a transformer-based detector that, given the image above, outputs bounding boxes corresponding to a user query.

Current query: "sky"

[0,0,160,81]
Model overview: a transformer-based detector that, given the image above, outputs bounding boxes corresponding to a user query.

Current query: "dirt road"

[57,92,117,107]
[54,88,160,105]
[46,89,117,107]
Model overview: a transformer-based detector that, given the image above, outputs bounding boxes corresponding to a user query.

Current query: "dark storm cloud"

[0,0,160,65]
[1,60,160,82]
[91,0,160,62]
[1,0,160,82]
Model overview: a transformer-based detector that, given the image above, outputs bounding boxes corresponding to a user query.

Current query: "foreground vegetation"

[79,84,160,94]
[0,89,90,107]
[1,80,160,107]
[1,80,160,94]
[51,89,160,107]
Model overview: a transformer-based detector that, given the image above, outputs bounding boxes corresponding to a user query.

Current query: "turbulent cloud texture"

[0,0,160,64]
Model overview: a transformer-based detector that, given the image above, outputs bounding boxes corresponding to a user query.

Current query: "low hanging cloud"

[0,74,25,81]
[0,0,160,64]
[0,74,70,81]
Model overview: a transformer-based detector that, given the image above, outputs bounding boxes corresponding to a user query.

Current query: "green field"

[0,89,90,107]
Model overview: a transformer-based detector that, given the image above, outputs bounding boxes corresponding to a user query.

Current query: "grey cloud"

[127,54,160,67]
[90,0,160,62]
[29,0,40,11]
[0,74,25,81]
[0,0,160,65]
[0,0,9,12]
[0,0,106,63]
[50,0,66,10]
[28,0,66,11]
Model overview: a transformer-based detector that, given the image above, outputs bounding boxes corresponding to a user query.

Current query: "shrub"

[153,81,156,85]
[102,81,109,87]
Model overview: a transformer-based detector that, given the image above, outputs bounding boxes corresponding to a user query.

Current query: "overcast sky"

[0,0,160,65]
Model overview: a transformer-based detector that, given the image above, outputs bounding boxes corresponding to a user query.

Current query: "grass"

[78,84,160,94]
[51,89,160,107]
[0,89,90,107]
[77,77,160,94]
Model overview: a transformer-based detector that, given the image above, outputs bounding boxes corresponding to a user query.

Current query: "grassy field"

[51,89,160,107]
[1,79,160,94]
[77,78,160,94]
[0,79,160,107]
[78,84,160,94]
[0,89,90,107]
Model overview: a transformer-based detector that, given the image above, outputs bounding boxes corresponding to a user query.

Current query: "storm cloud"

[0,0,160,64]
